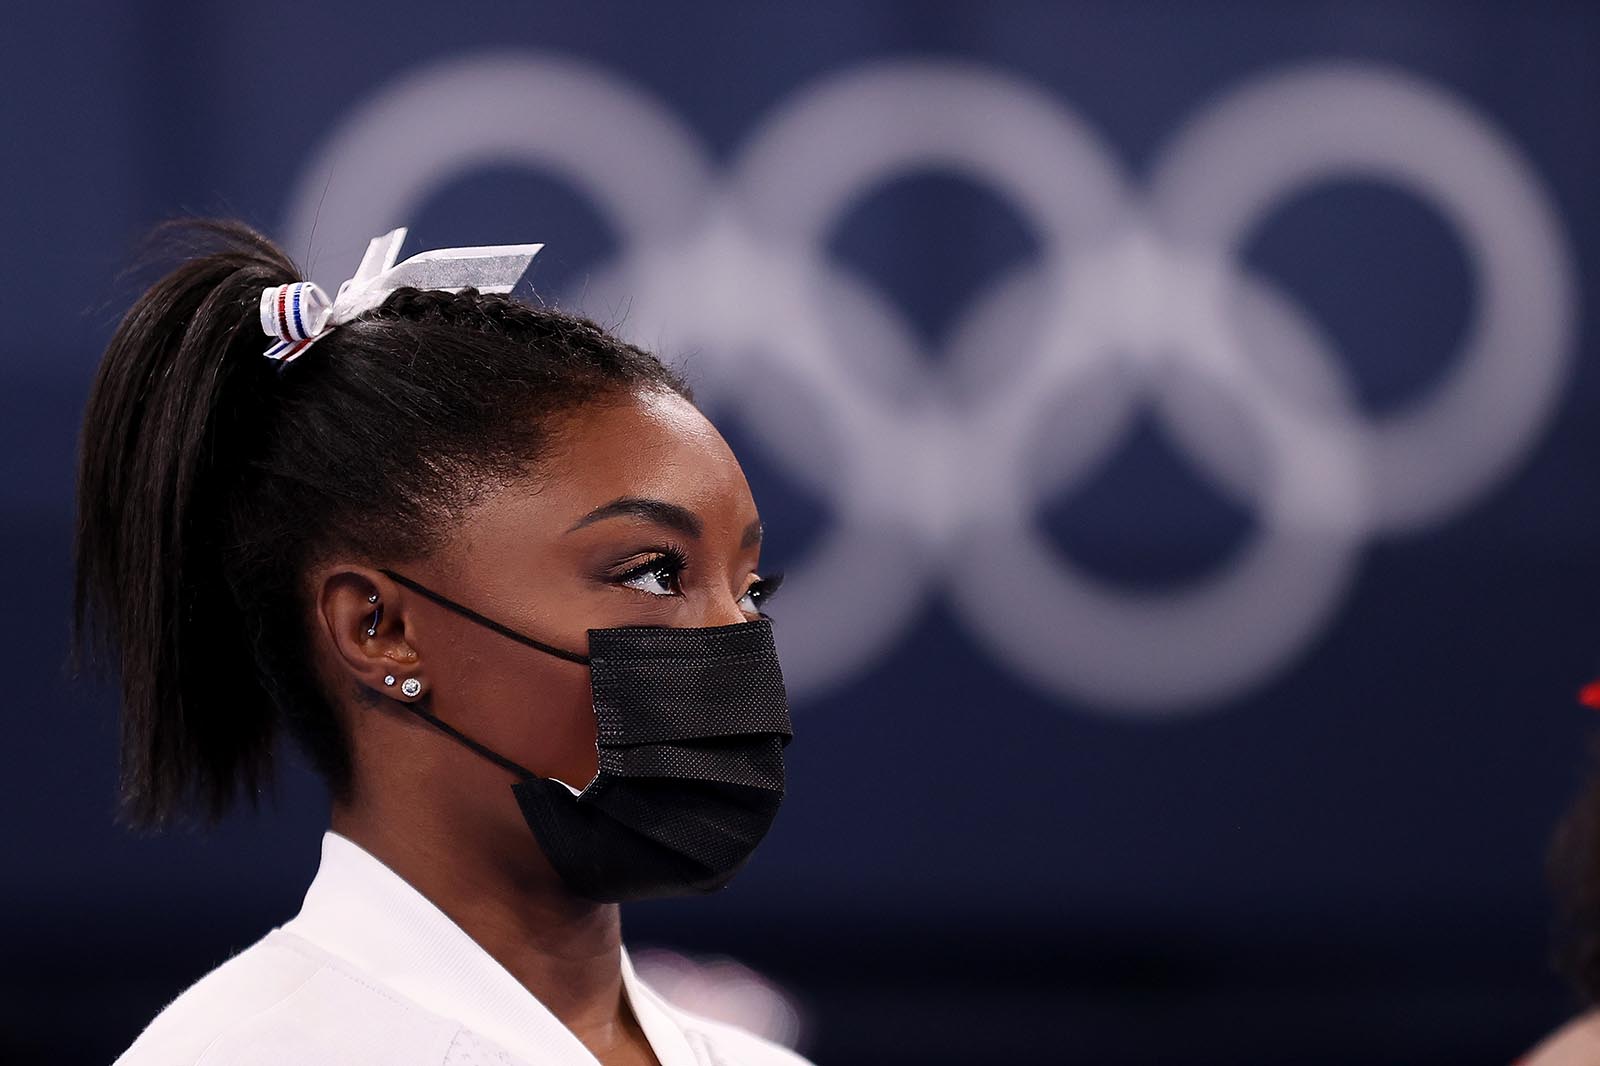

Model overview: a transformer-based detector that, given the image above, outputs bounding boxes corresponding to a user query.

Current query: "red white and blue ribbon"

[259,227,543,367]
[260,282,333,365]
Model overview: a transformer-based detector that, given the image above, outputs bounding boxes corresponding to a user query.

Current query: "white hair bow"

[259,227,543,366]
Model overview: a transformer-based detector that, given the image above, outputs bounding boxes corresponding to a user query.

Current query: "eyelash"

[614,546,785,619]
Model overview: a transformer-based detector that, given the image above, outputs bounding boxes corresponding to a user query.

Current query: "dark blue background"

[5,2,1599,1063]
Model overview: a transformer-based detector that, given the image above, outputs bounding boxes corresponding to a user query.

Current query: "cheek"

[447,651,600,788]
[515,664,600,788]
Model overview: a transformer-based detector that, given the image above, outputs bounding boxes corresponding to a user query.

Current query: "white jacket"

[114,832,810,1066]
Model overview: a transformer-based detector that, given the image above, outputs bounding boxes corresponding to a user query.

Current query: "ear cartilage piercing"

[400,678,422,698]
[383,675,396,687]
[367,592,379,603]
[366,601,382,637]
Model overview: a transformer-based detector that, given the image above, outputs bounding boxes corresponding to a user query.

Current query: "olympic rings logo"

[285,54,1576,715]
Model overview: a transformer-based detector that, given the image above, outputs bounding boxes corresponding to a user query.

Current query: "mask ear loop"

[377,567,591,665]
[372,567,591,783]
[397,701,540,782]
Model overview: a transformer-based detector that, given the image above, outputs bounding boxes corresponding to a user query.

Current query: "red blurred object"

[1579,681,1600,709]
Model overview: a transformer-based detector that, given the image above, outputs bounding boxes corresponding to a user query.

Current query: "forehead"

[539,388,753,521]
[443,388,760,579]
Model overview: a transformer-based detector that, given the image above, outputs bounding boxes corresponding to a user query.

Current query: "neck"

[330,806,639,1050]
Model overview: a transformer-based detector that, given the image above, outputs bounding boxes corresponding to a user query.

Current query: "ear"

[311,565,425,704]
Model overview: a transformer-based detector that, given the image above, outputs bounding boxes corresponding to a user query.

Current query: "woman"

[1525,747,1600,1065]
[74,219,804,1066]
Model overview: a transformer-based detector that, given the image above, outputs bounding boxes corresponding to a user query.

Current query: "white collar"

[279,830,699,1066]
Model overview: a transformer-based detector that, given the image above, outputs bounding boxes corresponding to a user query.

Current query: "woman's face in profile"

[344,385,770,866]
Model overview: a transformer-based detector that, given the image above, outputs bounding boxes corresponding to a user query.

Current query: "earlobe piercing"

[383,675,396,687]
[400,678,422,698]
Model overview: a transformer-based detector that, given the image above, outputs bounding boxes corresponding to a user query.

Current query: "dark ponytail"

[73,219,691,826]
[75,221,298,824]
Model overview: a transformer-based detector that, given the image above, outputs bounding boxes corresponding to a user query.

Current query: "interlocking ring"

[285,55,1575,714]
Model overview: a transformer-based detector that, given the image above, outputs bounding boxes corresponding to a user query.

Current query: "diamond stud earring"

[400,678,422,698]
[383,674,396,687]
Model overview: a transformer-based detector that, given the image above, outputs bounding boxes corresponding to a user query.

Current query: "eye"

[739,571,785,618]
[615,547,688,598]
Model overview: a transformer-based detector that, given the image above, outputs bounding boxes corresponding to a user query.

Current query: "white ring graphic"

[285,54,1576,714]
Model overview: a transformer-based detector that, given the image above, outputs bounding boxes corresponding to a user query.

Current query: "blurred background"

[4,2,1599,1063]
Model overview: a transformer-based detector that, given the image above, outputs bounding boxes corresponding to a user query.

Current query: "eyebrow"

[566,496,764,549]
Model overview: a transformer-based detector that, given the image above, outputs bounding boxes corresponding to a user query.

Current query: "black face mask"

[376,567,792,903]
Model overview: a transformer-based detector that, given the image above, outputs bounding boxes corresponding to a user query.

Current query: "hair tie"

[259,282,333,365]
[257,227,543,369]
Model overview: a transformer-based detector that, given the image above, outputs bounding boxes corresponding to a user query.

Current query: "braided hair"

[72,219,692,826]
